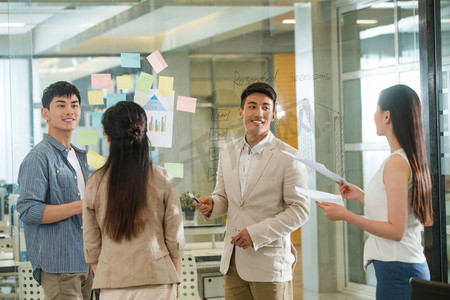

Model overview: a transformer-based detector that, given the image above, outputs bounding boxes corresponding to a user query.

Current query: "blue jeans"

[372,260,430,300]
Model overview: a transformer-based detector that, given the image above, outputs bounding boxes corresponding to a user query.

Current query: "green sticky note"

[77,130,97,146]
[164,162,183,178]
[135,72,154,93]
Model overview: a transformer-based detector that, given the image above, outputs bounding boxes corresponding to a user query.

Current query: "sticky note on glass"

[91,74,111,89]
[135,72,155,93]
[87,150,107,170]
[77,130,97,146]
[146,50,168,73]
[91,112,103,128]
[176,96,197,113]
[158,76,174,97]
[134,90,151,107]
[106,94,126,108]
[88,91,104,105]
[117,75,133,90]
[164,162,183,178]
[121,53,141,68]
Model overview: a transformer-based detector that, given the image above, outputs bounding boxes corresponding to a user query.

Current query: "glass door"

[338,0,420,291]
[439,0,450,282]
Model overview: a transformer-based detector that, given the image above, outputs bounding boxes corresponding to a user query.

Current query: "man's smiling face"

[42,94,81,134]
[238,92,276,139]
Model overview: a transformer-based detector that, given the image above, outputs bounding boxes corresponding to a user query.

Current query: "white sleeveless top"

[363,149,425,270]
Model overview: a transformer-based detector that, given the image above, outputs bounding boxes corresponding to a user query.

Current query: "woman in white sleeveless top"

[317,84,433,300]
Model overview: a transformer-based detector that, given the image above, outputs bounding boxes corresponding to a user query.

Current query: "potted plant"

[180,192,199,224]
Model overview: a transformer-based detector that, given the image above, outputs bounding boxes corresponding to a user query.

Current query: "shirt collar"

[241,131,272,154]
[43,133,85,154]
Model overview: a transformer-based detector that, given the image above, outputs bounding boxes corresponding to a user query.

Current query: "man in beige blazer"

[195,82,309,300]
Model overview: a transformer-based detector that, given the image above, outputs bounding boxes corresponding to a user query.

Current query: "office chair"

[410,277,450,300]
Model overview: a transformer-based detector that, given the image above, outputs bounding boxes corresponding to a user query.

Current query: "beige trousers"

[224,250,293,300]
[99,283,178,300]
[40,264,93,300]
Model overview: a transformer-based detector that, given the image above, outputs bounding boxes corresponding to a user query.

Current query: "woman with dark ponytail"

[83,101,184,299]
[317,85,433,299]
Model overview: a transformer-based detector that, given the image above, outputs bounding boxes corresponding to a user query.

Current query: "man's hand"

[193,196,213,216]
[231,228,253,249]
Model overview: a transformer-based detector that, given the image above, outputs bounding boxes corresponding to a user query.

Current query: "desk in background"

[182,224,225,300]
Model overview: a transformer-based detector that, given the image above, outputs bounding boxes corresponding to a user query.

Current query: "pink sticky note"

[146,50,168,73]
[176,96,197,113]
[91,74,111,89]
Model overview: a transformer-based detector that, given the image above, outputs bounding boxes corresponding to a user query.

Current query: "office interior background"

[0,0,449,299]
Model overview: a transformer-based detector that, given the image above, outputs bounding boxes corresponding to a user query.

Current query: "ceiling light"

[442,18,450,23]
[0,22,26,27]
[282,19,296,24]
[356,19,378,25]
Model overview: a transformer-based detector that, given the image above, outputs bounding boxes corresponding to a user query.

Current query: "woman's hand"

[91,262,98,274]
[338,181,365,204]
[316,201,349,221]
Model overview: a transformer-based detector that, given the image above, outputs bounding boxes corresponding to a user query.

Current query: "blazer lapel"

[229,138,243,201]
[241,137,276,202]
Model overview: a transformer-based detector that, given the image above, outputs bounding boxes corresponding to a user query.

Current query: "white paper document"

[281,150,349,186]
[295,186,345,207]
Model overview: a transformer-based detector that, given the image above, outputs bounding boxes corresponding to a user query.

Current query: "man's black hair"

[42,81,81,109]
[240,82,277,110]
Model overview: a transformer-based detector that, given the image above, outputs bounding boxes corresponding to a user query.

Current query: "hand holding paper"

[295,186,344,207]
[316,200,349,221]
[281,150,348,186]
[338,181,364,203]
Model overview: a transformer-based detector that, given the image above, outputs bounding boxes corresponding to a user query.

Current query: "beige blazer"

[209,133,309,282]
[83,165,184,289]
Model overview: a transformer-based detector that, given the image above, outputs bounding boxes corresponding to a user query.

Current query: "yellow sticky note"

[87,150,107,170]
[164,162,183,178]
[158,76,174,97]
[88,91,104,105]
[117,75,133,90]
[77,130,97,146]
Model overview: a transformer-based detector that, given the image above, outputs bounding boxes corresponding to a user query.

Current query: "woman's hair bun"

[127,122,143,143]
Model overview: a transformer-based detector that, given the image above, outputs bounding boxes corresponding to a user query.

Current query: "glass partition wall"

[338,0,421,292]
[2,0,445,299]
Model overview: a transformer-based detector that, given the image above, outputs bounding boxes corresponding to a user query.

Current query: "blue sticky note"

[92,112,103,128]
[107,94,126,108]
[121,53,141,68]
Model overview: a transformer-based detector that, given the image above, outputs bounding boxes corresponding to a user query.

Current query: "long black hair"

[378,84,433,226]
[99,101,151,241]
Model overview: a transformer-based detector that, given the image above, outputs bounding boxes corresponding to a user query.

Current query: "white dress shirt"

[239,132,271,198]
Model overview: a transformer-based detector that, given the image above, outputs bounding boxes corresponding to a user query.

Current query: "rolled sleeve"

[163,175,185,258]
[209,147,229,220]
[247,154,310,251]
[17,152,48,225]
